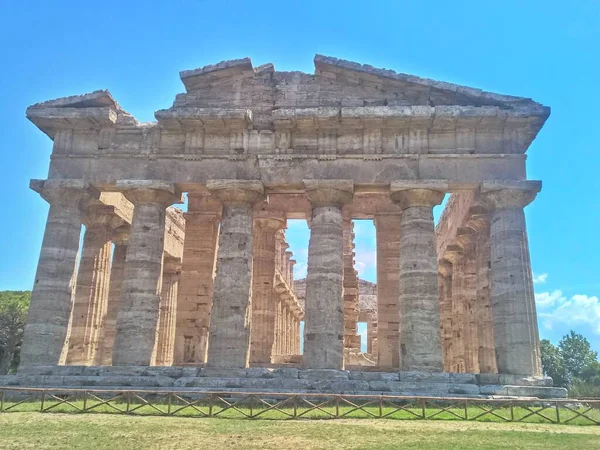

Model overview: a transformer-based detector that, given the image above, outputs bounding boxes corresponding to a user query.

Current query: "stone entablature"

[28,55,547,187]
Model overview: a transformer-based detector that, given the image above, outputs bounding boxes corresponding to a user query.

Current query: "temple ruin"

[0,55,565,398]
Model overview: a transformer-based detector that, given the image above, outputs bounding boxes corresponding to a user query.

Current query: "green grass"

[1,398,599,425]
[0,413,599,449]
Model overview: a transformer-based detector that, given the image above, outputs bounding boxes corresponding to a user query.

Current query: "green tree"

[0,291,30,374]
[540,339,568,387]
[558,331,598,383]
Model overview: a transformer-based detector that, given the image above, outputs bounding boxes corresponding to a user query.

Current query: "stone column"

[283,305,290,355]
[343,218,360,351]
[455,227,480,374]
[473,216,497,373]
[20,180,87,367]
[206,180,264,369]
[482,182,542,375]
[391,183,445,372]
[292,315,299,354]
[66,204,115,365]
[303,180,353,370]
[374,214,401,369]
[438,260,453,372]
[249,213,285,364]
[112,181,182,366]
[173,194,221,365]
[274,297,282,355]
[98,227,129,365]
[444,246,464,372]
[155,257,181,366]
[284,251,293,285]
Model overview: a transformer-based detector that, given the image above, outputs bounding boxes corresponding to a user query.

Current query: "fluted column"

[206,180,264,368]
[473,217,497,373]
[342,218,360,351]
[155,257,181,366]
[391,183,445,371]
[66,205,115,365]
[455,227,479,373]
[112,181,182,366]
[20,180,87,367]
[374,214,401,369]
[174,194,221,365]
[444,246,464,372]
[482,182,542,375]
[274,298,282,355]
[303,180,353,369]
[284,305,291,354]
[98,227,129,365]
[249,214,285,364]
[438,260,453,372]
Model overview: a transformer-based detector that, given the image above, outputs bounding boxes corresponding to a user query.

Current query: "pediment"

[175,54,548,114]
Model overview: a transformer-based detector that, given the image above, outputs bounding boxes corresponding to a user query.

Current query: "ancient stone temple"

[1,55,565,398]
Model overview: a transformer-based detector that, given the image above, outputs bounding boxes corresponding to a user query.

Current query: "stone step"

[0,373,566,398]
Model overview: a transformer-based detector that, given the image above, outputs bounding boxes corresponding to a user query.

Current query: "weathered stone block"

[96,366,147,376]
[299,369,350,380]
[181,367,200,377]
[201,368,248,378]
[476,373,501,385]
[479,384,507,395]
[310,380,370,392]
[399,371,450,383]
[245,368,274,378]
[271,368,299,379]
[349,371,398,381]
[505,386,567,399]
[449,373,478,384]
[0,375,20,386]
[142,367,183,378]
[447,384,481,395]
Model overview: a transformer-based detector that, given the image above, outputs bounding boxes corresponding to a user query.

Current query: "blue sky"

[0,1,598,352]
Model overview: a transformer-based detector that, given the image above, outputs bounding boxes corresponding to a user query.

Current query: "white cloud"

[536,290,600,340]
[535,290,563,308]
[293,262,307,279]
[354,249,376,277]
[533,273,548,284]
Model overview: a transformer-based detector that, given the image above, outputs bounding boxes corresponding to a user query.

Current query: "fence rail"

[1,387,599,425]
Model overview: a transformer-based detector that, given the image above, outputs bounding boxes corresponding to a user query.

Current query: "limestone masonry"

[0,55,563,398]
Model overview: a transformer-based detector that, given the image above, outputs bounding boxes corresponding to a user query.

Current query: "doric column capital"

[30,179,90,209]
[442,243,463,264]
[480,181,541,210]
[390,182,446,210]
[464,202,492,233]
[455,226,478,247]
[254,217,286,231]
[187,192,222,218]
[206,180,264,205]
[112,226,130,245]
[438,259,453,277]
[163,256,182,275]
[83,203,125,231]
[303,180,354,207]
[254,208,286,231]
[116,180,183,206]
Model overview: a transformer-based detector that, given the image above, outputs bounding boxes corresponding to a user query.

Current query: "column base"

[3,366,566,399]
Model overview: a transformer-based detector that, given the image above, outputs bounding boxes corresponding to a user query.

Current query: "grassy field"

[0,413,599,449]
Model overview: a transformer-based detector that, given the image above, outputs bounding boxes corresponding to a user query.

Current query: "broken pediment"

[26,90,137,138]
[172,54,549,112]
